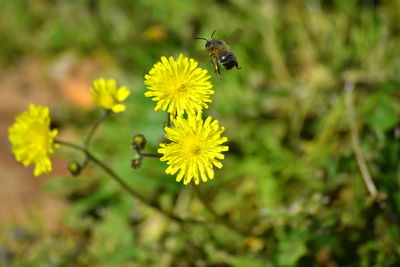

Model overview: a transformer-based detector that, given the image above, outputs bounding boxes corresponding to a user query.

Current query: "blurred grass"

[1,0,400,266]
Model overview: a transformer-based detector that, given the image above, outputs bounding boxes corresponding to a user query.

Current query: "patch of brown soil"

[0,55,103,231]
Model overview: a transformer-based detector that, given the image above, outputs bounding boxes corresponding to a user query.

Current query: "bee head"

[196,30,217,51]
[205,40,212,50]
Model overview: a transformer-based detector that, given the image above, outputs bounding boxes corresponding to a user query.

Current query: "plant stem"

[344,82,400,226]
[166,112,171,128]
[55,139,201,224]
[84,109,110,148]
[139,152,162,158]
[191,184,247,236]
[344,82,378,197]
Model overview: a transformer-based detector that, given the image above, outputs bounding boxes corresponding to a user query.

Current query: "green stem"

[344,83,378,197]
[139,152,162,158]
[84,109,110,148]
[167,113,171,127]
[344,82,400,227]
[55,139,200,224]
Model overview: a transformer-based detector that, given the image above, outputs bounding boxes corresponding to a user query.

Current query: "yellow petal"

[111,104,126,113]
[116,86,130,101]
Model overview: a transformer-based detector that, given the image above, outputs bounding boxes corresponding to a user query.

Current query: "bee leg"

[235,62,241,70]
[210,56,221,79]
[216,63,221,79]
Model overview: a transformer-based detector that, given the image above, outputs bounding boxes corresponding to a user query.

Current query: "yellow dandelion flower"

[158,114,229,185]
[144,54,214,116]
[91,78,130,113]
[8,104,58,176]
[143,25,167,42]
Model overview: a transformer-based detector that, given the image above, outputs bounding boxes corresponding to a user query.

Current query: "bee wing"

[191,50,220,78]
[193,50,209,61]
[224,28,243,45]
[210,55,221,79]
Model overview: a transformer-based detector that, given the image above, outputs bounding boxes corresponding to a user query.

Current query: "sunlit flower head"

[91,78,130,113]
[144,54,214,116]
[8,104,58,176]
[143,25,167,42]
[158,114,229,185]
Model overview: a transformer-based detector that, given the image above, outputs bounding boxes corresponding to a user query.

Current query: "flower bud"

[68,161,81,176]
[132,134,147,151]
[131,155,143,169]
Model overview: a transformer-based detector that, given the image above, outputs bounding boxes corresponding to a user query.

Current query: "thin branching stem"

[55,139,201,224]
[84,109,110,148]
[80,109,110,169]
[344,82,400,227]
[344,82,378,197]
[139,152,162,158]
[166,112,171,128]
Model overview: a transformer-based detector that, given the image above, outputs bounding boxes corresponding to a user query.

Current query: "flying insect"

[195,30,240,78]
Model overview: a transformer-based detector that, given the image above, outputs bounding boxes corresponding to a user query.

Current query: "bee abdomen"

[218,51,238,70]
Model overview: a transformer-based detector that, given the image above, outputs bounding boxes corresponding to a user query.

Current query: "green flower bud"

[68,161,81,176]
[132,134,147,151]
[131,155,143,169]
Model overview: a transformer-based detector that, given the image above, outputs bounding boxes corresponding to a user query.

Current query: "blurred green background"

[1,0,400,266]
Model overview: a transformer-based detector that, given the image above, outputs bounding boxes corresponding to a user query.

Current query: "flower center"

[176,83,188,92]
[168,80,188,96]
[30,123,48,149]
[182,137,203,157]
[191,145,202,155]
[99,94,116,108]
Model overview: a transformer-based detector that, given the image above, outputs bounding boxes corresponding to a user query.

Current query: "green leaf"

[367,95,398,132]
[277,230,308,266]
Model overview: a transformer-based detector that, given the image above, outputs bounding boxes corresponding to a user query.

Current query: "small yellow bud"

[131,155,143,169]
[68,161,81,176]
[132,134,147,151]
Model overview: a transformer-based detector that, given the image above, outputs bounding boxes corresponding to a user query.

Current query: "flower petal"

[8,104,57,176]
[158,114,228,185]
[116,86,130,101]
[91,78,130,113]
[111,104,126,113]
[144,55,213,116]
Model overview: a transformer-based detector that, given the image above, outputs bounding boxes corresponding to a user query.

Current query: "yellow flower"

[8,104,58,176]
[91,78,130,113]
[143,25,167,42]
[158,114,229,185]
[144,54,214,116]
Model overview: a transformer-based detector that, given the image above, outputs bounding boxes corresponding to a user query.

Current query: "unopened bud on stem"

[68,161,81,176]
[132,134,147,151]
[131,154,143,169]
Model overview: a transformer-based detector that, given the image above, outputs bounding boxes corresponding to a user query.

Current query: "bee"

[196,30,240,78]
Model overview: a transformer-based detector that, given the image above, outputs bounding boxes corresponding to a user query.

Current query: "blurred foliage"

[1,0,400,266]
